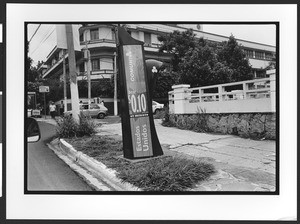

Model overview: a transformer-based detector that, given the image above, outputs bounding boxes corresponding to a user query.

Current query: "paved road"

[27,121,93,191]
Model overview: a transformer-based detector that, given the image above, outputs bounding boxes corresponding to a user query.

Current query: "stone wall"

[168,113,276,140]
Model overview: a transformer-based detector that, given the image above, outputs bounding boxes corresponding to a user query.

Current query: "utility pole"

[113,25,119,116]
[85,30,91,105]
[62,49,67,113]
[65,24,80,122]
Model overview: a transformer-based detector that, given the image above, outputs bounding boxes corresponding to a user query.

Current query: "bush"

[56,113,96,138]
[161,106,171,124]
[78,114,97,136]
[117,156,215,191]
[153,107,166,119]
[56,115,79,138]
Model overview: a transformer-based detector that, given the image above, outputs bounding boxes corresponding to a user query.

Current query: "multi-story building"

[41,23,275,81]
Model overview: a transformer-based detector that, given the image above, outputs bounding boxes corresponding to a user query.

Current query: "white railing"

[168,70,276,114]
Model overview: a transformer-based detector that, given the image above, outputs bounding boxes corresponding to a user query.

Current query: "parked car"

[64,103,108,119]
[152,101,164,114]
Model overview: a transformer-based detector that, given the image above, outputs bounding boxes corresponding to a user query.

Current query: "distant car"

[152,101,164,114]
[27,109,42,118]
[64,103,108,119]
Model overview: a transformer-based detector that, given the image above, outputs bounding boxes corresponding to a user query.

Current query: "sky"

[28,24,56,66]
[204,24,276,46]
[27,23,276,66]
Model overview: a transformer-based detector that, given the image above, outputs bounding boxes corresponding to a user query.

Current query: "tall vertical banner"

[117,27,163,159]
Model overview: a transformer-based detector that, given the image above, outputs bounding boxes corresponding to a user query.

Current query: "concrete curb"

[50,138,141,191]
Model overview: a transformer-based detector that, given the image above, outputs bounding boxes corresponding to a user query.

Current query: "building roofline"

[175,25,275,48]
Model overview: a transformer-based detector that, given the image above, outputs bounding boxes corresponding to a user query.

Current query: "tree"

[158,29,197,72]
[158,30,253,88]
[178,38,218,87]
[265,58,276,70]
[27,57,40,82]
[216,35,253,82]
[153,65,178,99]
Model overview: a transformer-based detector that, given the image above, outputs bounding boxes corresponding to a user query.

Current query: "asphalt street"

[27,121,93,191]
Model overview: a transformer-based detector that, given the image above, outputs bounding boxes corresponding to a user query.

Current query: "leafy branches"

[158,30,253,88]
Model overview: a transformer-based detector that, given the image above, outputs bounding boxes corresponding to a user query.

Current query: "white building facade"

[41,23,276,82]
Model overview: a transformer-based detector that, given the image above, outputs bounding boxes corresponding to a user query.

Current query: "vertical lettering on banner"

[123,45,153,158]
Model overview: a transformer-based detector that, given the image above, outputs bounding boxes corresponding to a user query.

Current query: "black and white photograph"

[5,3,297,221]
[26,22,277,193]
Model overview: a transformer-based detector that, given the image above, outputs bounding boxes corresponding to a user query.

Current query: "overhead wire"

[30,26,55,57]
[28,24,41,43]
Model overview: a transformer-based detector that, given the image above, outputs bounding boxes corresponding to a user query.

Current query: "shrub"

[78,114,97,136]
[56,113,96,138]
[161,105,174,127]
[153,107,166,119]
[56,115,79,138]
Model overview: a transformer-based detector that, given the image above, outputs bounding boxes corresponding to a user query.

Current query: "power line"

[28,24,41,43]
[30,28,55,57]
[29,25,53,57]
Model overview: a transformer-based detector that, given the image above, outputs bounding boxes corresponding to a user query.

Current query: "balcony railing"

[80,39,116,45]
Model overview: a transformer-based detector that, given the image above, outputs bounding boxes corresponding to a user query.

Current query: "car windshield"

[80,105,89,110]
[90,104,100,109]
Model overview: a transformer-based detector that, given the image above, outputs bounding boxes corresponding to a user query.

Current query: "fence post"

[218,85,223,101]
[267,69,276,112]
[172,84,190,114]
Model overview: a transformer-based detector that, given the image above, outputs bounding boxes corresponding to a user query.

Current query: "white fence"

[168,70,276,114]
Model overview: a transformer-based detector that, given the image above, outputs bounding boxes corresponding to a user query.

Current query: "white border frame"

[6,4,297,220]
[0,23,3,198]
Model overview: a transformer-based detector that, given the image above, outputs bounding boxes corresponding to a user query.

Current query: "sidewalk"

[40,117,276,191]
[97,119,276,191]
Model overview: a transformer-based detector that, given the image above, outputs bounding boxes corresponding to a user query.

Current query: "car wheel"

[154,109,159,114]
[98,113,105,119]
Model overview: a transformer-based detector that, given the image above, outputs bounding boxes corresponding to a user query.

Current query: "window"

[144,32,151,46]
[79,63,85,72]
[90,29,99,40]
[244,49,254,58]
[111,29,116,40]
[91,58,113,71]
[265,52,274,60]
[80,105,89,110]
[91,59,100,71]
[100,57,113,71]
[90,104,100,109]
[80,33,84,42]
[256,70,266,78]
[255,51,264,59]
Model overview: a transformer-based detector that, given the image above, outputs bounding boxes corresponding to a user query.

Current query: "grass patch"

[67,135,215,191]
